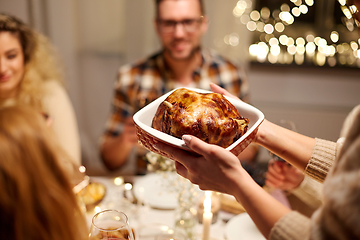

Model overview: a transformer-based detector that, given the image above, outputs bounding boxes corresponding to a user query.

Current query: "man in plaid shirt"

[99,0,257,174]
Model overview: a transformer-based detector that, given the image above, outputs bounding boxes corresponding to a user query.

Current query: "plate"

[78,181,106,211]
[225,213,265,240]
[133,173,178,209]
[133,87,264,157]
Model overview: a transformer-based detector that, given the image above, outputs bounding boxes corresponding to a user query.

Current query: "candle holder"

[173,177,198,240]
[197,191,220,224]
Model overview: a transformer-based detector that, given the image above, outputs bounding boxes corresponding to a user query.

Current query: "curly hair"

[0,13,65,111]
[0,105,88,240]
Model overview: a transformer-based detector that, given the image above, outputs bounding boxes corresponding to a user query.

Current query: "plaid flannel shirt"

[101,49,250,142]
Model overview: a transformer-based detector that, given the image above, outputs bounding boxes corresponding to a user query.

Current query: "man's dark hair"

[155,0,205,17]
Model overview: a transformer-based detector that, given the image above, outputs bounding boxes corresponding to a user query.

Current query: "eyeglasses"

[156,16,204,33]
[339,0,359,28]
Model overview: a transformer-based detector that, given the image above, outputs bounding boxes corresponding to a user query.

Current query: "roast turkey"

[151,88,249,148]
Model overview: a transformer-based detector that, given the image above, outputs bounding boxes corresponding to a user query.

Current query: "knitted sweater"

[269,105,360,240]
[290,175,323,211]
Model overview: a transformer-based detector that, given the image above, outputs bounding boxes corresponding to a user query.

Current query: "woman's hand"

[154,135,292,238]
[154,135,248,196]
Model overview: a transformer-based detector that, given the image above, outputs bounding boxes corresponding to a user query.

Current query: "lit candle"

[202,191,213,240]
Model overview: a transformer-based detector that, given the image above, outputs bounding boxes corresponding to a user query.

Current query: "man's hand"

[210,83,239,100]
[265,159,305,191]
[122,117,139,146]
[101,117,140,170]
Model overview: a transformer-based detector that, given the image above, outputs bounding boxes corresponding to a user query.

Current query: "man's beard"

[164,44,201,61]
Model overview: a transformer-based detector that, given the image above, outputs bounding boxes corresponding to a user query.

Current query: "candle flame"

[203,191,212,213]
[124,183,132,190]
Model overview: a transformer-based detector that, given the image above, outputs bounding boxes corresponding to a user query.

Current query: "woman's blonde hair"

[0,13,65,111]
[0,105,88,240]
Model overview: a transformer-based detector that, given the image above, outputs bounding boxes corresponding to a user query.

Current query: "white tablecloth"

[85,175,230,240]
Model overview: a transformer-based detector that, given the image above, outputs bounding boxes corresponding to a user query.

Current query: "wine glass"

[89,209,135,240]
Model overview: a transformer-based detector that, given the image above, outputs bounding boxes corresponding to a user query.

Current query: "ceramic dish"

[133,87,264,156]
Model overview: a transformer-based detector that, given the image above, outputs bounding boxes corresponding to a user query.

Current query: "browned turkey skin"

[151,88,249,148]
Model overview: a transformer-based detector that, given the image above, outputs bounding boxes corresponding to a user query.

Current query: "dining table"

[82,172,276,240]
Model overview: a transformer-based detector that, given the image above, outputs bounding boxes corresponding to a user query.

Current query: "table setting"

[76,168,267,240]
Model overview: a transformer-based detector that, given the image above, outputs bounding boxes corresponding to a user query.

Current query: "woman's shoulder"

[41,80,72,109]
[42,80,65,91]
[41,80,69,99]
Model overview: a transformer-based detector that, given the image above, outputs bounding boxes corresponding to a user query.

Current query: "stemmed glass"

[89,209,135,240]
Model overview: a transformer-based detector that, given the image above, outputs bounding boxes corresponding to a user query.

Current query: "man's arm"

[99,65,139,171]
[100,117,139,170]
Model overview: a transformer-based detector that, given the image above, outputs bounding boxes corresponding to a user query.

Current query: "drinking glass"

[89,209,135,240]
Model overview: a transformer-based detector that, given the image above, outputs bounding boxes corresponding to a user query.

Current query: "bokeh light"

[296,37,305,46]
[264,24,274,34]
[306,34,315,42]
[279,35,289,45]
[269,37,279,46]
[287,37,295,46]
[330,31,339,43]
[257,22,265,32]
[246,21,257,31]
[305,0,314,6]
[271,45,281,56]
[229,33,240,46]
[306,42,316,54]
[350,41,358,51]
[260,7,271,19]
[280,3,290,12]
[292,7,301,17]
[299,5,308,14]
[287,45,297,55]
[250,10,260,21]
[275,22,285,32]
[235,0,359,68]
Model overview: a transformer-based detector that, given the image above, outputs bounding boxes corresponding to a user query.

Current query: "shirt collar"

[156,49,209,84]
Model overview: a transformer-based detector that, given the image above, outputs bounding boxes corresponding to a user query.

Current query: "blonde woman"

[0,13,80,165]
[0,105,88,240]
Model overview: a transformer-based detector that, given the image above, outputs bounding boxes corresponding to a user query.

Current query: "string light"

[287,37,295,46]
[250,10,260,21]
[228,0,360,68]
[299,5,308,14]
[264,24,274,34]
[306,42,316,54]
[279,35,289,45]
[292,7,301,17]
[330,31,339,43]
[275,22,285,32]
[305,0,314,6]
